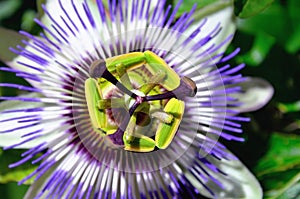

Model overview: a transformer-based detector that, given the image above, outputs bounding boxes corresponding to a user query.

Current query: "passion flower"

[0,0,262,198]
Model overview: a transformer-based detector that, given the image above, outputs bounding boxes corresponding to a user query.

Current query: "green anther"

[106,52,146,74]
[155,98,185,149]
[85,78,107,129]
[123,133,156,152]
[144,51,180,91]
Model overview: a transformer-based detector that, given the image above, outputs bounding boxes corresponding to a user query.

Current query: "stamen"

[144,76,197,101]
[151,111,173,123]
[89,60,138,98]
[108,100,141,145]
[100,76,197,147]
[88,57,197,150]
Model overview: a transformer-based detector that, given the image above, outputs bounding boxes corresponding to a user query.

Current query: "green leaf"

[255,133,300,177]
[0,0,22,21]
[0,167,36,185]
[0,182,29,199]
[278,101,300,113]
[254,133,300,198]
[237,0,300,54]
[176,0,217,15]
[236,31,276,66]
[0,149,37,184]
[237,2,286,43]
[21,10,38,32]
[285,26,300,54]
[288,0,300,28]
[236,0,275,18]
[0,27,27,63]
[175,0,231,18]
[260,169,300,198]
[285,0,300,53]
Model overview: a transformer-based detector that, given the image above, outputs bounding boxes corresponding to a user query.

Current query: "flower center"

[124,89,145,109]
[85,51,197,152]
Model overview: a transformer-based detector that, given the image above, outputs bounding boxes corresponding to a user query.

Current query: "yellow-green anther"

[85,78,107,129]
[106,129,117,135]
[155,98,185,149]
[143,50,180,91]
[106,52,146,74]
[123,133,156,152]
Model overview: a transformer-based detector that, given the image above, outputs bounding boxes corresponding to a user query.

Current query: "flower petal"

[0,92,69,150]
[23,163,57,199]
[0,93,44,148]
[213,153,263,199]
[5,40,42,75]
[185,2,236,58]
[231,77,274,112]
[186,150,263,199]
[206,5,236,54]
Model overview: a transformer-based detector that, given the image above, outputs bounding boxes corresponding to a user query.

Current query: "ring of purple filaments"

[89,59,198,146]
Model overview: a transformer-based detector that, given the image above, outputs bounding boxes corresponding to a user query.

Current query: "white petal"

[6,40,43,75]
[6,35,83,90]
[204,5,236,52]
[186,151,263,199]
[24,164,57,199]
[185,3,236,57]
[0,93,44,148]
[41,0,90,28]
[40,0,106,64]
[231,77,274,112]
[213,155,263,199]
[127,0,162,11]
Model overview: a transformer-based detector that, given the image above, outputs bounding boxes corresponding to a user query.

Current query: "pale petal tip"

[232,77,274,113]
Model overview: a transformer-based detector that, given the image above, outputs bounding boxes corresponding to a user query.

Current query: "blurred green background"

[0,0,300,198]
